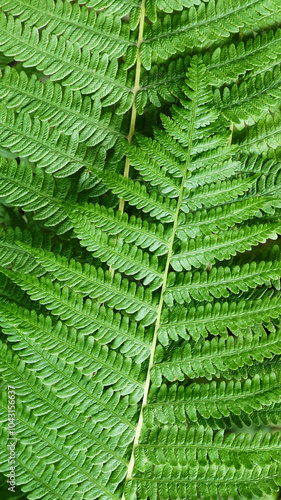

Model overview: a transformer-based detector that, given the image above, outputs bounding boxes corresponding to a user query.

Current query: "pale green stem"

[121,78,199,498]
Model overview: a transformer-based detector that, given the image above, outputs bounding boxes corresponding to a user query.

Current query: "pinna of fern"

[0,54,280,500]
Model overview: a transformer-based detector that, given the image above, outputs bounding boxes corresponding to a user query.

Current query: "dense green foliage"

[0,1,281,499]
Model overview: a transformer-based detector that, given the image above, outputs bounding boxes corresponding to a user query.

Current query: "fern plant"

[0,0,281,499]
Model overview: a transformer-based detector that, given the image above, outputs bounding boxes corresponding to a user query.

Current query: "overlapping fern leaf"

[0,0,280,498]
[0,52,280,499]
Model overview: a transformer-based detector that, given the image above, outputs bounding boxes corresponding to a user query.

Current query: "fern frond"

[151,326,281,383]
[0,299,146,397]
[13,241,158,324]
[69,213,164,288]
[251,401,281,426]
[138,26,281,113]
[0,273,44,312]
[0,344,137,500]
[158,291,281,343]
[0,49,281,500]
[0,226,48,276]
[103,173,177,223]
[0,267,152,362]
[0,104,105,177]
[77,0,139,17]
[0,13,133,109]
[130,434,281,500]
[171,222,281,272]
[145,373,281,426]
[235,110,281,154]
[215,65,281,125]
[177,197,277,238]
[123,143,181,198]
[137,425,281,470]
[230,352,281,380]
[0,0,137,63]
[165,251,281,305]
[0,67,125,149]
[180,175,259,212]
[0,158,89,232]
[204,26,281,86]
[136,55,190,113]
[141,0,281,70]
[76,203,170,255]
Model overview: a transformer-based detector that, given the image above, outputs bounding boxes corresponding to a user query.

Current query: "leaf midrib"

[121,63,199,496]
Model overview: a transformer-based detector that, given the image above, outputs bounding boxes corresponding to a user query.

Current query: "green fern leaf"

[0,3,280,499]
